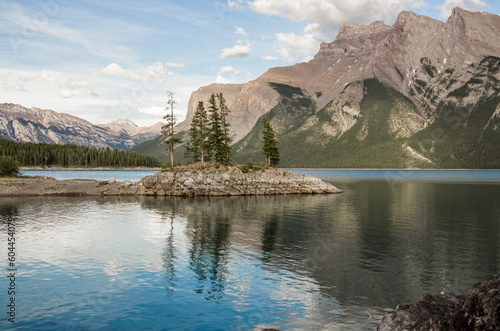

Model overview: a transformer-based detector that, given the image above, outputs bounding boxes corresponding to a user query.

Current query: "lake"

[20,170,158,182]
[1,170,499,330]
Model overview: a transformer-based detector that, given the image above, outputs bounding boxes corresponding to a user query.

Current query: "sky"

[1,0,499,127]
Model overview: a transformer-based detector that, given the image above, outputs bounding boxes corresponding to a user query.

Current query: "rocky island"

[0,166,342,197]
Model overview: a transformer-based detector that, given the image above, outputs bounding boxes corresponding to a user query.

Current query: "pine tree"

[208,93,227,165]
[217,92,233,164]
[261,116,280,168]
[162,91,182,168]
[194,101,211,165]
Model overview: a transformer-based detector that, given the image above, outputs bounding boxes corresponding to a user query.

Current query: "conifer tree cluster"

[261,116,280,168]
[185,92,233,166]
[0,138,161,168]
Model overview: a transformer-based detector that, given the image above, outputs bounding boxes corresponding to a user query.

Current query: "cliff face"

[175,82,279,143]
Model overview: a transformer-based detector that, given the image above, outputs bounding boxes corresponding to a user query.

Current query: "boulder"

[378,275,500,331]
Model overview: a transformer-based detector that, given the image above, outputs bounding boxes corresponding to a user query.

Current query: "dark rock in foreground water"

[378,275,500,331]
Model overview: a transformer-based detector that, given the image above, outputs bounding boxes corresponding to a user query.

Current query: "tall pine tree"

[186,101,211,165]
[261,116,280,168]
[208,93,227,165]
[162,91,182,168]
[217,92,232,164]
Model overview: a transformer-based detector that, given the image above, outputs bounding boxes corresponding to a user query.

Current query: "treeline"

[0,138,161,168]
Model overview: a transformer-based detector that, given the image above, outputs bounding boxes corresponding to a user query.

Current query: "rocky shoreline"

[378,275,500,330]
[0,167,342,197]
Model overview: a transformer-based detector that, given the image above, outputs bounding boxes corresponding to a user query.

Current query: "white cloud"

[440,0,486,19]
[220,41,251,58]
[276,32,320,53]
[137,106,165,116]
[235,27,248,36]
[244,0,422,27]
[95,62,173,80]
[165,62,185,68]
[1,84,27,92]
[278,47,294,62]
[215,75,232,84]
[219,65,240,74]
[117,46,131,53]
[228,0,246,9]
[38,70,98,98]
[261,55,279,60]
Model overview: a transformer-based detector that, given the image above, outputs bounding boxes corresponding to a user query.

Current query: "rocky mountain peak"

[172,7,500,148]
[337,20,390,39]
[393,10,443,32]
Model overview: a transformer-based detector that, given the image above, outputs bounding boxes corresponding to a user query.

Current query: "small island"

[0,163,342,197]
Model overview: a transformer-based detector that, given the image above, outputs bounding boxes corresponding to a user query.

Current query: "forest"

[0,138,161,168]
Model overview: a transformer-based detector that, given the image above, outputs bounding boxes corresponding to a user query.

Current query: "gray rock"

[378,275,500,331]
[138,167,343,196]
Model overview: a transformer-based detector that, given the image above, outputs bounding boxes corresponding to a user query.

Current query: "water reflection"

[140,182,500,315]
[1,179,499,330]
[162,216,177,297]
[0,202,19,223]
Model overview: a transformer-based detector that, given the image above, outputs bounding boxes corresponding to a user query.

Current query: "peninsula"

[0,166,342,197]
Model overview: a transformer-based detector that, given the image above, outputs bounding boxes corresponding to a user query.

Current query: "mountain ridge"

[0,103,163,150]
[132,7,500,168]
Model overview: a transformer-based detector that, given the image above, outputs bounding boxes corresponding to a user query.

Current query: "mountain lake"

[1,169,499,330]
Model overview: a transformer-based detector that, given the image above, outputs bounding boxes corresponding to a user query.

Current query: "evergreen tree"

[261,116,280,168]
[217,92,233,164]
[0,156,19,177]
[162,91,182,168]
[183,140,197,164]
[208,93,227,165]
[192,101,211,165]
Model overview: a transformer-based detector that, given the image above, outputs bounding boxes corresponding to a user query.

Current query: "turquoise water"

[288,169,500,184]
[21,170,158,181]
[1,170,499,330]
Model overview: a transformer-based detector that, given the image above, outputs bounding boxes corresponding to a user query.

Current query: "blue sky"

[1,0,499,127]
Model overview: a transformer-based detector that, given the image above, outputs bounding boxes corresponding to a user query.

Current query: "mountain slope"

[235,79,431,168]
[98,118,163,145]
[132,7,500,168]
[0,103,162,150]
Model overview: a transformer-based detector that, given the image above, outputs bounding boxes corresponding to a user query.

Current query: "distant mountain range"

[0,103,163,150]
[132,7,500,168]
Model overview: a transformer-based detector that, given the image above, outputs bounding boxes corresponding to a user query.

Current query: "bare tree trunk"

[170,148,174,168]
[170,96,175,168]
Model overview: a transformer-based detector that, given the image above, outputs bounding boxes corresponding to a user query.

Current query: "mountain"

[0,103,163,150]
[133,7,500,168]
[98,119,164,145]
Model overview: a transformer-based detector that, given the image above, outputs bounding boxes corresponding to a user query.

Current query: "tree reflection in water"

[187,216,231,302]
[162,214,177,297]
